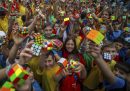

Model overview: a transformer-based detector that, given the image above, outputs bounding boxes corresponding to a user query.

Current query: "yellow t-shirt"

[83,60,116,90]
[19,4,26,15]
[0,16,8,33]
[75,36,82,49]
[28,56,60,91]
[42,65,60,91]
[16,16,23,26]
[28,56,42,83]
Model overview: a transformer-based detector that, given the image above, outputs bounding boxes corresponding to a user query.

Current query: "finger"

[22,48,33,54]
[89,46,100,51]
[74,66,81,71]
[74,70,81,73]
[20,53,32,58]
[26,41,34,48]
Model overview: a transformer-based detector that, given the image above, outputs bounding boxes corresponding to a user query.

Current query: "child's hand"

[89,41,101,58]
[19,41,33,64]
[12,30,25,45]
[62,69,72,76]
[74,62,84,73]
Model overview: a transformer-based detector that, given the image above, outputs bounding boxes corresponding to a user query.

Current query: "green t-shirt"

[83,52,94,73]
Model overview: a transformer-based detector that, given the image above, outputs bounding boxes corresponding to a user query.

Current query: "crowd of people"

[0,0,130,91]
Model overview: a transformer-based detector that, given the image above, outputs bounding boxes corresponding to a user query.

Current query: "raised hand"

[12,29,25,45]
[19,41,33,65]
[88,41,101,58]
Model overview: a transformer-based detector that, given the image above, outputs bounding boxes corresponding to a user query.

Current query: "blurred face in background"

[103,47,117,60]
[101,11,109,19]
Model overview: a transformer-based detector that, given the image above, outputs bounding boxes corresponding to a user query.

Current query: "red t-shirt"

[60,75,81,91]
[59,50,86,91]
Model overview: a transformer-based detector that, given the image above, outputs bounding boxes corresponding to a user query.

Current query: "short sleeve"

[103,76,125,90]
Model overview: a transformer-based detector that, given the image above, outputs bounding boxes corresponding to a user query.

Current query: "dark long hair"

[63,36,78,54]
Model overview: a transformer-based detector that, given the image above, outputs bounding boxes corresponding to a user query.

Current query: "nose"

[114,70,120,76]
[68,44,72,48]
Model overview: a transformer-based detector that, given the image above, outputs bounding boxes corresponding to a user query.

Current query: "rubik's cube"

[33,33,44,44]
[68,59,78,69]
[111,16,116,21]
[64,18,70,26]
[65,59,78,72]
[18,27,29,38]
[7,64,29,86]
[0,81,15,91]
[103,53,112,61]
[57,58,68,68]
[65,59,78,73]
[31,43,42,56]
[56,58,68,75]
[86,29,104,45]
[42,40,53,51]
[124,27,130,32]
[51,39,63,50]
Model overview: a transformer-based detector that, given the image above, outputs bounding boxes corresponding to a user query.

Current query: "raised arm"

[7,30,25,64]
[89,42,116,84]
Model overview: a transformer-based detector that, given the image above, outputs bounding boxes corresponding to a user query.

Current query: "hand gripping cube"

[86,29,104,45]
[7,64,29,86]
[65,59,78,73]
[56,58,68,75]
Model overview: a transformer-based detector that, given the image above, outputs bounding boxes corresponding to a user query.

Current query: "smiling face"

[65,39,75,53]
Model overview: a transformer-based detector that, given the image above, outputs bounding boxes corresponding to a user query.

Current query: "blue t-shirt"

[104,76,125,91]
[0,53,6,68]
[32,80,43,91]
[106,30,123,41]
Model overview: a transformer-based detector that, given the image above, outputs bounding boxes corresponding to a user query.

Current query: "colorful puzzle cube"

[56,58,68,75]
[64,18,70,26]
[1,81,15,91]
[2,81,14,88]
[124,27,130,32]
[18,27,29,38]
[86,29,104,45]
[65,59,78,73]
[33,33,44,44]
[31,43,42,56]
[42,41,53,51]
[57,58,68,68]
[51,39,63,50]
[69,59,78,69]
[111,16,116,21]
[7,64,29,86]
[0,87,15,91]
[103,53,112,61]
